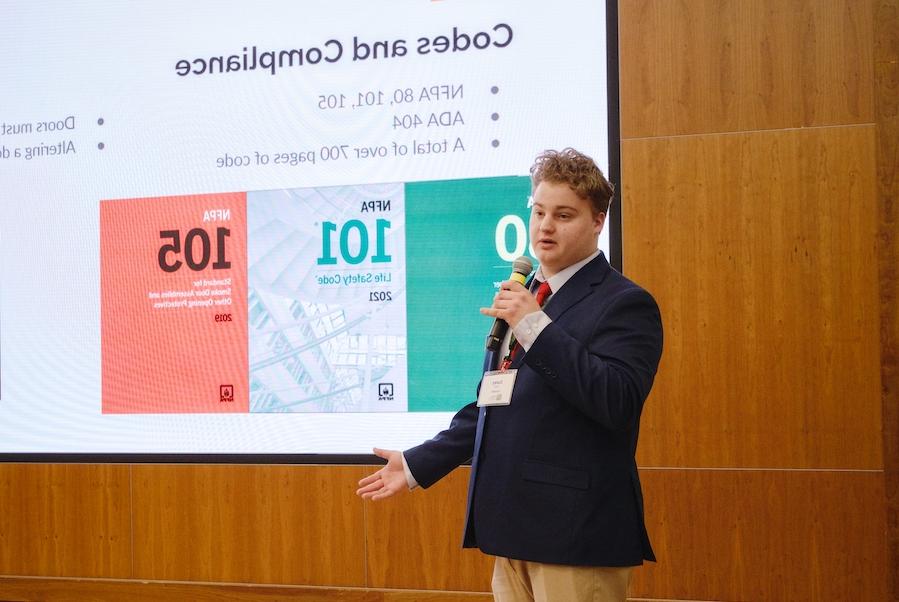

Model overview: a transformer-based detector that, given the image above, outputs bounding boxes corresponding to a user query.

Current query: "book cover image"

[246,183,407,413]
[100,192,248,413]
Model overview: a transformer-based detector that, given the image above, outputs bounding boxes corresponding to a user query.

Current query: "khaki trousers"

[491,556,634,602]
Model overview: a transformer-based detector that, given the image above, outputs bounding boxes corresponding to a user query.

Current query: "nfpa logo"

[378,383,394,401]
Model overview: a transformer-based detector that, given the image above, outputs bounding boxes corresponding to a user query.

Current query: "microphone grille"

[512,255,534,276]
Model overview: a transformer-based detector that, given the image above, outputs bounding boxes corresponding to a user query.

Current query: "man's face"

[529,180,605,278]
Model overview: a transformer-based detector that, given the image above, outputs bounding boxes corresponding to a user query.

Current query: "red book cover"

[100,192,248,413]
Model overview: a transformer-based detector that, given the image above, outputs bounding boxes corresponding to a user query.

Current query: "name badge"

[477,369,517,407]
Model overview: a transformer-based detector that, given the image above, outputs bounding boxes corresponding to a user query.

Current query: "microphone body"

[485,256,534,351]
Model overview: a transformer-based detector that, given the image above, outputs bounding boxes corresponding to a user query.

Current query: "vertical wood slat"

[619,0,874,138]
[131,465,367,586]
[632,469,887,601]
[874,2,899,599]
[622,125,880,470]
[0,464,131,578]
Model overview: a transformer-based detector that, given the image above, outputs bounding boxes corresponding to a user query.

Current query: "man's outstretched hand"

[356,447,408,500]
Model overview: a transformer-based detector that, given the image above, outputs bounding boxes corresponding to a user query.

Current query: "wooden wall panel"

[365,467,492,592]
[622,126,880,469]
[131,465,367,586]
[631,469,887,601]
[619,0,874,138]
[0,464,130,578]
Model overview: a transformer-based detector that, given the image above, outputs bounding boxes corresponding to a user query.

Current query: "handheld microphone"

[485,255,534,351]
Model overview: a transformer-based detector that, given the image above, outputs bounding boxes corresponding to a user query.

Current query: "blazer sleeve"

[524,287,663,431]
[403,400,479,489]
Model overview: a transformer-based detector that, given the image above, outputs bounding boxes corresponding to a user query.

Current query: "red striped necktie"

[534,280,552,307]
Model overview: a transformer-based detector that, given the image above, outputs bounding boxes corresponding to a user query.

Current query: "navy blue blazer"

[404,253,663,567]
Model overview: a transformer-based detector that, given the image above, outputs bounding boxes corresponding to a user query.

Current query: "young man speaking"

[358,148,663,602]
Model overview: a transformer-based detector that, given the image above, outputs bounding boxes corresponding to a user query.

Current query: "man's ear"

[594,211,606,235]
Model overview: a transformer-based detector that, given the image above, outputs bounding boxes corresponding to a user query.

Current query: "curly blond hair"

[530,148,614,215]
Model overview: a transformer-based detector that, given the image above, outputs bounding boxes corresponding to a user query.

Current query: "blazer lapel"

[543,252,611,322]
[509,253,611,368]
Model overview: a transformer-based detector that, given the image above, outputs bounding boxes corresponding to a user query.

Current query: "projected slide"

[0,0,613,454]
